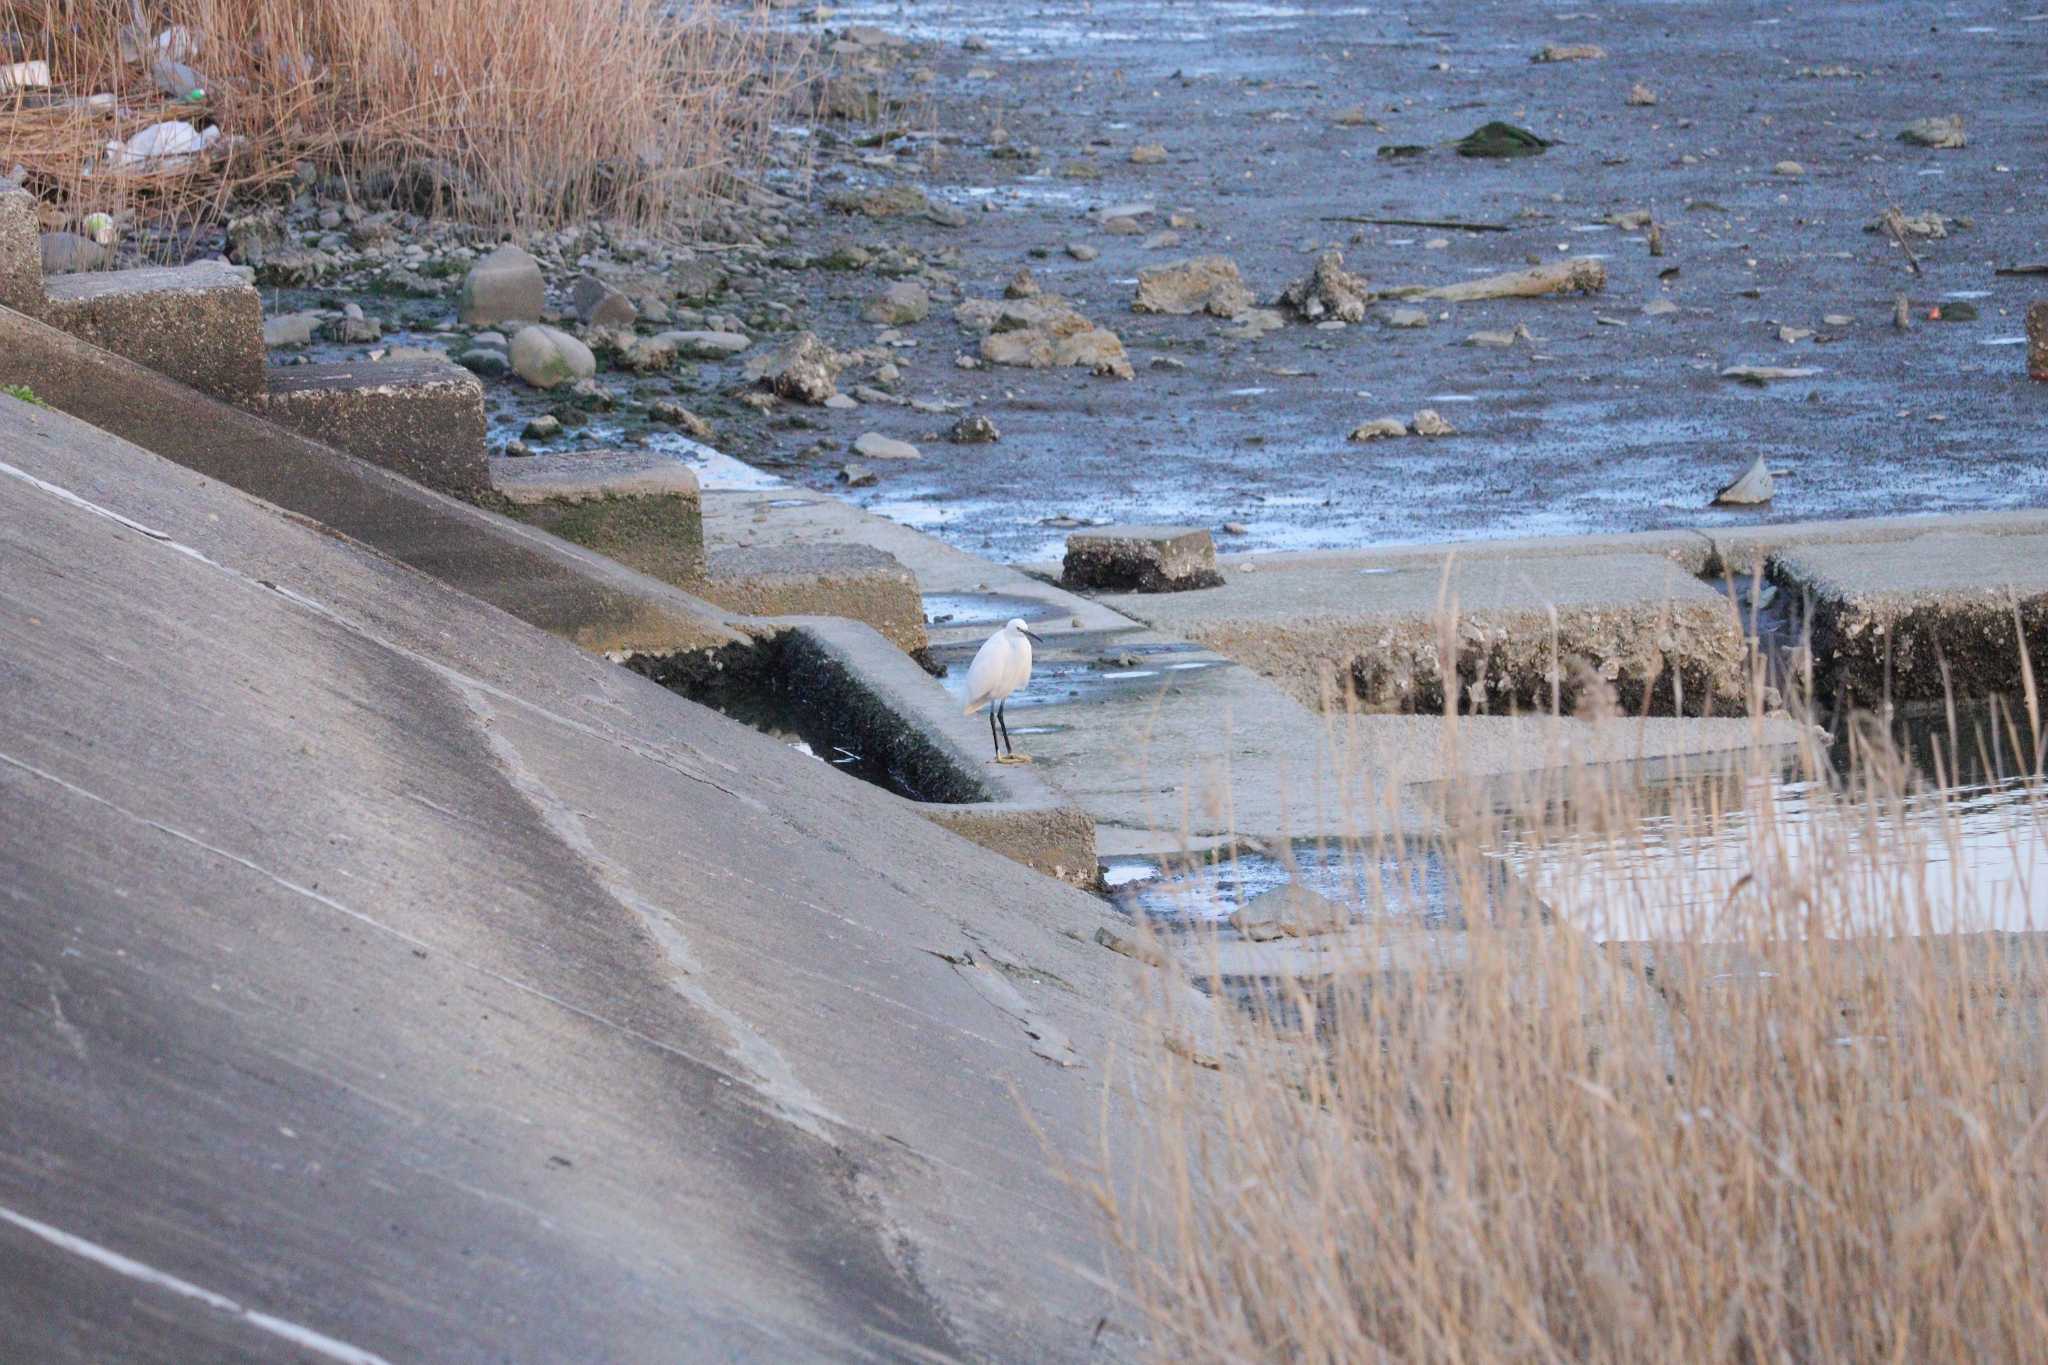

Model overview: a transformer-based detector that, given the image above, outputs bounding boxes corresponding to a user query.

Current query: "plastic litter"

[102,121,221,172]
[1,60,52,92]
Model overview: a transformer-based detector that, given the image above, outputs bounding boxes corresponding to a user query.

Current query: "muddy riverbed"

[756,0,2047,561]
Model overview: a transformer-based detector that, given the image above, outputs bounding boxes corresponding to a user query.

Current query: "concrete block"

[702,543,929,654]
[267,359,488,495]
[0,186,44,312]
[494,449,705,586]
[40,261,265,402]
[1061,525,1223,593]
[1771,532,2048,706]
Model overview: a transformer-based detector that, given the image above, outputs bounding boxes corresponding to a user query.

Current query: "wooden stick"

[1374,257,1607,302]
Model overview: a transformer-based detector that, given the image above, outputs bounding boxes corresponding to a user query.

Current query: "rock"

[1004,268,1041,299]
[817,75,881,120]
[564,378,615,411]
[669,330,753,360]
[1467,322,1536,344]
[1822,313,1852,327]
[1868,209,1951,239]
[828,184,929,217]
[824,393,859,410]
[1719,364,1820,385]
[1348,418,1409,441]
[570,274,637,327]
[852,432,920,461]
[1229,885,1348,941]
[1383,307,1430,329]
[1713,455,1774,506]
[863,280,931,325]
[649,399,715,440]
[1641,299,1680,317]
[1627,82,1657,106]
[254,246,335,287]
[1102,216,1144,236]
[523,414,562,441]
[1129,143,1168,164]
[853,384,904,406]
[1132,256,1253,318]
[1533,43,1605,62]
[458,244,545,326]
[619,333,680,372]
[1066,242,1099,262]
[456,347,510,379]
[1098,200,1154,223]
[1410,408,1455,436]
[670,258,726,303]
[1277,250,1370,323]
[1141,230,1181,251]
[321,313,382,344]
[744,332,843,403]
[262,311,320,348]
[38,231,112,274]
[955,294,1133,379]
[1607,208,1654,230]
[839,462,878,487]
[1332,105,1369,126]
[1777,325,1814,344]
[1219,308,1285,341]
[1221,522,1248,536]
[1455,121,1553,158]
[1899,115,1966,149]
[508,324,596,390]
[948,414,1000,444]
[1060,526,1222,593]
[1773,160,1805,177]
[1894,295,1913,330]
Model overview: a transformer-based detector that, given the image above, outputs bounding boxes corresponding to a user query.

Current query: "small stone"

[1129,143,1168,164]
[570,274,637,327]
[649,400,715,440]
[1102,216,1144,236]
[1221,522,1249,536]
[523,414,562,441]
[458,244,545,326]
[1004,267,1041,298]
[1410,408,1455,436]
[1893,294,1912,330]
[1132,255,1253,318]
[1777,325,1814,343]
[1773,160,1804,177]
[1332,105,1368,126]
[1713,454,1774,506]
[1142,230,1182,250]
[824,394,859,410]
[1278,251,1370,324]
[262,311,320,347]
[38,231,113,274]
[1066,242,1100,262]
[1229,885,1348,941]
[1533,43,1605,62]
[863,280,931,325]
[508,324,597,390]
[852,431,920,460]
[1627,82,1657,106]
[1383,307,1429,328]
[456,347,510,378]
[322,313,382,344]
[828,184,931,218]
[948,414,1001,443]
[1641,299,1680,317]
[1899,115,1966,149]
[1349,418,1409,441]
[839,462,878,487]
[669,330,753,359]
[1822,313,1853,327]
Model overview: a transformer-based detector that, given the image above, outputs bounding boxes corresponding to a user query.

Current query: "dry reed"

[1,0,791,237]
[1094,645,2048,1362]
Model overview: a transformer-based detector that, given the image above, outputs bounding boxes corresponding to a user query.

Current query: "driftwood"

[1995,262,2048,276]
[1376,257,1606,302]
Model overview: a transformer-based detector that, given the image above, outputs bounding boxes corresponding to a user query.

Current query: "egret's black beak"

[1022,629,1044,644]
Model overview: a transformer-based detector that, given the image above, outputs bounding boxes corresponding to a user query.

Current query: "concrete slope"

[0,396,1193,1361]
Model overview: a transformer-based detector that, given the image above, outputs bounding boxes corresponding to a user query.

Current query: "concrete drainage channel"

[628,617,1100,888]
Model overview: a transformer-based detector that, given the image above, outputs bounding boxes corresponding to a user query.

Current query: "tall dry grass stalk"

[1095,669,2048,1360]
[2,0,791,235]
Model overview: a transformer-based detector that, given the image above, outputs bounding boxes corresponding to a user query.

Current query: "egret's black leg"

[998,702,1014,755]
[989,707,1000,757]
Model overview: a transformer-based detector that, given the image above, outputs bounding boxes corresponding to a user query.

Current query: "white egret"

[963,617,1042,763]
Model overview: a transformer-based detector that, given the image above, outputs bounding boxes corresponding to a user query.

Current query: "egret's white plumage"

[964,617,1041,759]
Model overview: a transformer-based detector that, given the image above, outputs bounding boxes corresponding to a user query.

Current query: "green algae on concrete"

[492,449,708,588]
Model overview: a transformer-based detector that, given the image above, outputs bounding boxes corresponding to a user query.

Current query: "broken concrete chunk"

[743,331,843,403]
[1348,417,1408,441]
[1899,114,1966,149]
[1713,454,1774,506]
[852,431,920,461]
[1132,255,1254,318]
[956,293,1133,378]
[1061,526,1222,593]
[491,449,705,586]
[1277,250,1370,323]
[1410,408,1455,436]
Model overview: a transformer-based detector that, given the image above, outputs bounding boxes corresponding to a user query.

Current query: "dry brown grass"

[2,0,791,236]
[1094,687,2048,1361]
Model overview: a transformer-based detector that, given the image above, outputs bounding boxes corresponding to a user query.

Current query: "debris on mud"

[1533,43,1606,62]
[1627,82,1657,105]
[1383,307,1430,329]
[1455,121,1553,158]
[853,432,920,460]
[1899,115,1966,149]
[1390,257,1606,303]
[1410,409,1456,437]
[948,414,1001,443]
[955,295,1134,378]
[1348,417,1409,441]
[839,462,877,487]
[1867,209,1952,240]
[1719,364,1821,384]
[1713,455,1775,506]
[1466,323,1534,346]
[1132,255,1254,318]
[1277,251,1369,323]
[745,331,846,404]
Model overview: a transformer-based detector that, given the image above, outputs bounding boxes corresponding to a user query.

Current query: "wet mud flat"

[778,0,2048,562]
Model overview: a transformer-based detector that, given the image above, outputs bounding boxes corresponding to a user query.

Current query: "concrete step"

[267,359,488,495]
[701,543,928,655]
[492,449,705,585]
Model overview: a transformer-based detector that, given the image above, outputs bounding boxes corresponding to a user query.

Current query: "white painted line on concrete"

[0,1205,393,1365]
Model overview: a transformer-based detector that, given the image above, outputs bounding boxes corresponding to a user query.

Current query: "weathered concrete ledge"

[267,359,489,495]
[495,450,707,586]
[1770,531,2048,707]
[38,260,267,403]
[700,543,929,655]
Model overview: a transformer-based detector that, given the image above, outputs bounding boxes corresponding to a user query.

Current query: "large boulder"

[459,244,545,326]
[508,324,596,390]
